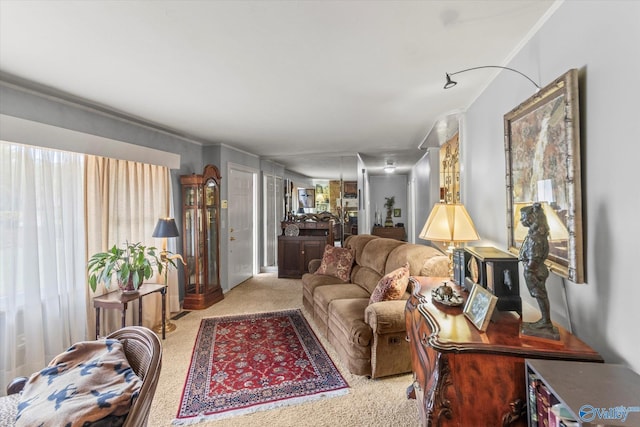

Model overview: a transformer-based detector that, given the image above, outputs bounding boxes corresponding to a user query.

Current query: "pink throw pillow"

[369,262,410,304]
[315,245,354,282]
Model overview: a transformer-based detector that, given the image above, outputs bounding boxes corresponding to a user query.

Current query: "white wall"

[462,1,640,371]
[410,148,440,245]
[369,174,408,230]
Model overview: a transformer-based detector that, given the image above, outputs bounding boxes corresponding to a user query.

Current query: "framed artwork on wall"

[504,69,583,283]
[298,188,315,209]
[393,208,401,217]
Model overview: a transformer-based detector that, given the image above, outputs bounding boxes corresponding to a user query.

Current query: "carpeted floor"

[148,273,419,427]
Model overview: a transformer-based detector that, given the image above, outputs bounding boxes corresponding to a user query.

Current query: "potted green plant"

[88,242,171,293]
[384,196,395,227]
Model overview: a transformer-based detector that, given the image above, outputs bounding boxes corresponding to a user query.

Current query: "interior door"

[227,164,257,289]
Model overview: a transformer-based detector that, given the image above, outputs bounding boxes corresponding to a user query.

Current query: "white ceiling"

[0,0,556,180]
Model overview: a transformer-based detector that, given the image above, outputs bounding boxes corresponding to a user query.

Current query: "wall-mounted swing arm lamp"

[444,66,541,90]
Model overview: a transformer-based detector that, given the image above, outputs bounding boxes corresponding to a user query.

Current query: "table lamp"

[419,203,480,280]
[152,217,183,334]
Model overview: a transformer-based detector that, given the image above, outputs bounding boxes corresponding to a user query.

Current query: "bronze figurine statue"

[518,203,559,340]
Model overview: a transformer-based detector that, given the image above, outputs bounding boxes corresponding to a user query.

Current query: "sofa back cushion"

[358,238,405,275]
[421,255,450,277]
[350,265,382,295]
[386,244,444,277]
[345,234,379,262]
[348,238,403,294]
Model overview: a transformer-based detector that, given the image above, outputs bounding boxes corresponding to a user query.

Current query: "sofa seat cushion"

[315,245,355,282]
[328,298,373,347]
[369,262,410,304]
[302,272,348,311]
[313,283,369,336]
[302,271,348,289]
[314,284,370,320]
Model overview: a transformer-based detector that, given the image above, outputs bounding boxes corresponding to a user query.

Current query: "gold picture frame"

[463,283,498,332]
[504,69,583,283]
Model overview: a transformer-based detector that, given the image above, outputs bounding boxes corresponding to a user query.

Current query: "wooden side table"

[93,283,167,340]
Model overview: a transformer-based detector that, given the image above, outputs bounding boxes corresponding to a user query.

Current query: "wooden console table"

[93,283,167,340]
[372,226,405,241]
[405,276,602,426]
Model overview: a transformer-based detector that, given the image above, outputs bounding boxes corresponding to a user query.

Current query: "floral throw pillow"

[369,262,410,304]
[315,245,355,282]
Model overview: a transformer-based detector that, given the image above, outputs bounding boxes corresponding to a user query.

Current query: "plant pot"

[118,271,143,294]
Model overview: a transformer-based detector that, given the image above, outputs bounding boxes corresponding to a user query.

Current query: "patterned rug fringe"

[172,388,349,425]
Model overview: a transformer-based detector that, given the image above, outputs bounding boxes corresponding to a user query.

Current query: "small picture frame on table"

[463,283,498,332]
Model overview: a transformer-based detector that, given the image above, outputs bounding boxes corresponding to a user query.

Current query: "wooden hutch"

[277,217,338,278]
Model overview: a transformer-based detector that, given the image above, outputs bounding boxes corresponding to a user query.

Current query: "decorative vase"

[385,209,394,227]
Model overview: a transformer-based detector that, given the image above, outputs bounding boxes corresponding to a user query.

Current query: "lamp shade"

[152,218,180,238]
[419,203,480,243]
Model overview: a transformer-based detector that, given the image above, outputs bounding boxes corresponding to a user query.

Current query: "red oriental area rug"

[173,309,349,424]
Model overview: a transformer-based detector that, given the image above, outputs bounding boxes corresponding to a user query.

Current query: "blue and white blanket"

[15,339,142,427]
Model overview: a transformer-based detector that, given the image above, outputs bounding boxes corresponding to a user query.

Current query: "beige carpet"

[148,273,419,427]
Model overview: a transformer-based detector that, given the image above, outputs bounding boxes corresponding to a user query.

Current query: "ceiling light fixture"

[444,66,541,90]
[383,161,395,173]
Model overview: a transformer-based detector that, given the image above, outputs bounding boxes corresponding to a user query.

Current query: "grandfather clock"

[180,165,224,309]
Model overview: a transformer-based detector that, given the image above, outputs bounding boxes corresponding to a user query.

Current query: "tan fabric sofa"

[302,234,448,378]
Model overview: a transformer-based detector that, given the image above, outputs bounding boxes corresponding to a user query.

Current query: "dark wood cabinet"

[180,165,224,310]
[372,226,406,241]
[277,235,326,278]
[405,276,602,427]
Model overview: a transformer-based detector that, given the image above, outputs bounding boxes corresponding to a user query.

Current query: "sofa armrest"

[364,300,408,335]
[308,258,322,274]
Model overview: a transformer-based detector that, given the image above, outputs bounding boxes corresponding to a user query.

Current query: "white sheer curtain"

[0,141,87,395]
